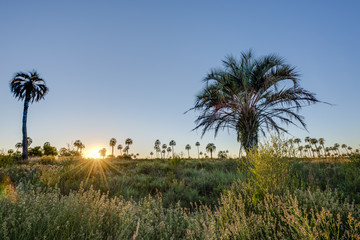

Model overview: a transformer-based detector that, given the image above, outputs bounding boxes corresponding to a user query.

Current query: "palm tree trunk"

[197,147,199,159]
[22,98,30,161]
[172,146,174,158]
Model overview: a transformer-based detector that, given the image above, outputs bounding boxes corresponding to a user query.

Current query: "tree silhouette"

[206,143,216,159]
[162,144,167,159]
[109,138,117,156]
[99,148,106,159]
[341,144,348,155]
[154,140,161,158]
[185,144,191,158]
[169,140,176,158]
[195,142,200,159]
[188,51,319,154]
[117,144,123,156]
[74,140,85,154]
[10,71,48,160]
[319,138,325,157]
[125,138,133,154]
[15,142,22,153]
[166,147,172,158]
[310,138,319,157]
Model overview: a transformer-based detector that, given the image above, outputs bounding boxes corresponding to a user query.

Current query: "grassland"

[0,142,360,239]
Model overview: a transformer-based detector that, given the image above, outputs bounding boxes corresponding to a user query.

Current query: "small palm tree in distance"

[319,138,325,157]
[125,138,133,154]
[117,144,123,156]
[109,138,117,156]
[167,147,172,158]
[185,144,191,158]
[169,140,176,158]
[195,142,200,158]
[206,143,216,159]
[99,148,106,159]
[15,142,22,153]
[10,71,48,161]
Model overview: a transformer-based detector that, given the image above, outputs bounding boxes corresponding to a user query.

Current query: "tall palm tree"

[206,143,216,159]
[123,146,130,155]
[162,144,167,158]
[166,147,172,158]
[154,140,161,158]
[10,71,48,160]
[294,138,301,157]
[109,138,117,156]
[310,138,319,157]
[117,144,123,155]
[334,143,340,156]
[318,138,325,157]
[298,146,304,158]
[188,50,319,155]
[195,142,200,159]
[341,144,348,155]
[169,140,176,158]
[185,144,191,158]
[150,152,154,159]
[304,144,311,158]
[125,138,133,154]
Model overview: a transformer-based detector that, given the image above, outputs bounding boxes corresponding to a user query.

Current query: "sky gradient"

[1,1,359,157]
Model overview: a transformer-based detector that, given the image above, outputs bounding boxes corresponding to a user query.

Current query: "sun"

[86,149,101,159]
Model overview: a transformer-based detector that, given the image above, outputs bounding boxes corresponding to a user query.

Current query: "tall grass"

[1,140,359,239]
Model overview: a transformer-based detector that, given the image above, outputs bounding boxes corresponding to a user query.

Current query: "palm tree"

[200,151,203,158]
[162,144,167,158]
[109,138,117,156]
[125,138,133,154]
[333,143,340,156]
[117,144,123,155]
[123,146,130,155]
[206,143,216,159]
[188,50,319,155]
[150,152,154,159]
[319,138,325,157]
[195,142,200,158]
[298,146,304,158]
[10,71,48,160]
[310,138,319,157]
[341,144,348,155]
[348,146,353,154]
[294,138,301,157]
[166,147,172,158]
[304,144,311,158]
[169,140,176,158]
[185,144,191,158]
[154,139,161,158]
[99,148,106,159]
[15,142,22,153]
[155,145,161,158]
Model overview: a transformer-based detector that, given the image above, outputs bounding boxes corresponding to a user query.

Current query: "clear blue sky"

[1,1,359,157]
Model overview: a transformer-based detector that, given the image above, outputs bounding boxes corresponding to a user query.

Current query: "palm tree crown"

[188,50,319,153]
[10,71,48,160]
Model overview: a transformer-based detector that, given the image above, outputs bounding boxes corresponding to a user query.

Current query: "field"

[1,142,360,239]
